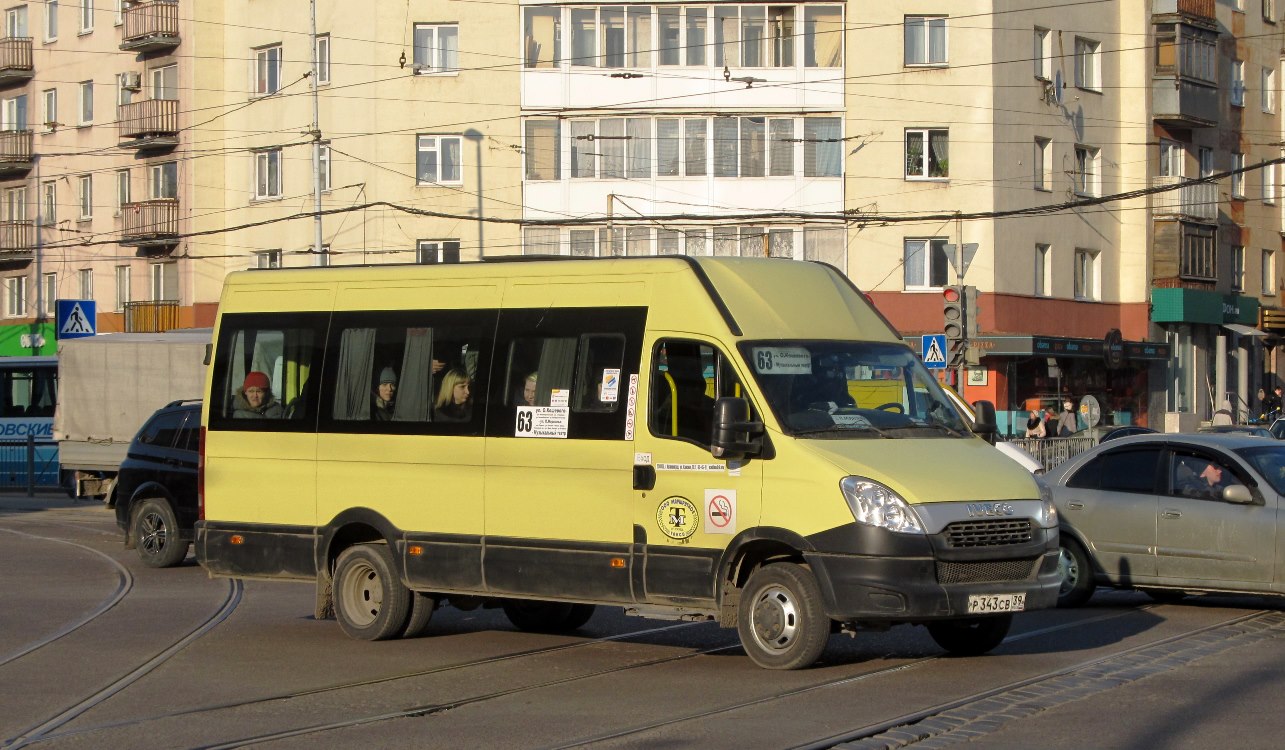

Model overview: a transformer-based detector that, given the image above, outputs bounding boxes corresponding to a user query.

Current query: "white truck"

[55,330,210,499]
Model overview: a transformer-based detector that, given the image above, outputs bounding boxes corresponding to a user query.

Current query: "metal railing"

[122,0,180,43]
[1007,436,1098,470]
[125,300,180,332]
[121,198,180,242]
[119,99,179,140]
[0,37,32,75]
[0,435,61,495]
[0,129,32,163]
[0,219,34,256]
[1153,177,1217,221]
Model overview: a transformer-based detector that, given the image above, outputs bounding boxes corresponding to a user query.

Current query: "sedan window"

[1170,453,1245,501]
[1235,445,1285,495]
[1067,448,1161,492]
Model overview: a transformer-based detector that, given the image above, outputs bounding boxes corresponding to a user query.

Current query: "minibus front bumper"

[803,523,1061,621]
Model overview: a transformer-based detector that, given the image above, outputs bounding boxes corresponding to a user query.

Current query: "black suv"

[114,400,200,567]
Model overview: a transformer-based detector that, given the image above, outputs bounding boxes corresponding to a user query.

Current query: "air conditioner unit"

[121,72,143,91]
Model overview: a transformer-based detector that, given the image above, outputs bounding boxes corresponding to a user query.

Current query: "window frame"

[1232,245,1245,293]
[903,237,950,290]
[5,275,26,318]
[412,22,460,75]
[254,149,283,200]
[415,134,464,185]
[903,15,947,67]
[1074,36,1101,91]
[78,0,91,33]
[77,80,92,125]
[45,0,58,42]
[1035,243,1051,297]
[1263,249,1275,296]
[253,44,283,97]
[41,88,55,132]
[113,264,129,312]
[1263,66,1276,113]
[905,128,949,180]
[1073,145,1100,197]
[1232,59,1245,107]
[1033,27,1050,80]
[1073,248,1099,301]
[77,174,91,220]
[1232,152,1246,198]
[416,239,462,264]
[1034,137,1051,191]
[315,33,330,85]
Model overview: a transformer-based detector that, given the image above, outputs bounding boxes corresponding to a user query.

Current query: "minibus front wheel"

[737,563,830,670]
[333,544,411,641]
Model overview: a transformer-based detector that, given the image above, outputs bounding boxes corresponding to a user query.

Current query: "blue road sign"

[56,299,96,339]
[921,334,947,370]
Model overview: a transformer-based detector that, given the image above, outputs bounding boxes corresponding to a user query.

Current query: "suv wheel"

[133,498,189,568]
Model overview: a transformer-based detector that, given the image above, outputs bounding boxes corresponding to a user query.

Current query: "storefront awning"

[1223,323,1270,338]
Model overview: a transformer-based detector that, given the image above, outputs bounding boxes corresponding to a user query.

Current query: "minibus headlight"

[839,477,924,535]
[1036,475,1058,527]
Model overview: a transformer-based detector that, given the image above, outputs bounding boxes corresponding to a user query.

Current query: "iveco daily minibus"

[196,257,1059,669]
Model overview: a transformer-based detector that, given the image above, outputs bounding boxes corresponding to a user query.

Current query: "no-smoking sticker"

[704,489,736,535]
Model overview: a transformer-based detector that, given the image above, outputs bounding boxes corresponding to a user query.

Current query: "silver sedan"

[1043,433,1285,606]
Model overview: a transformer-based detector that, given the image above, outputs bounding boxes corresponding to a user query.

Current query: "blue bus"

[0,356,59,488]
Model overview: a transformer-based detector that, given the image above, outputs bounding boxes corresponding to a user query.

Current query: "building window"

[1074,37,1100,90]
[45,0,57,41]
[524,120,560,180]
[150,161,177,200]
[417,239,462,264]
[151,64,178,100]
[78,268,92,299]
[1036,243,1051,296]
[1265,0,1275,22]
[78,80,92,124]
[903,238,949,289]
[6,276,26,317]
[570,7,654,67]
[1180,227,1215,279]
[1232,60,1245,107]
[315,33,330,84]
[904,16,946,66]
[114,265,129,311]
[1232,245,1245,292]
[1263,67,1275,113]
[1034,137,1051,190]
[1158,139,1182,178]
[3,187,25,222]
[77,175,91,219]
[42,272,55,315]
[254,149,282,199]
[413,23,459,74]
[1033,27,1050,79]
[150,262,177,301]
[1073,249,1098,301]
[416,135,462,184]
[1155,25,1215,83]
[905,129,948,179]
[42,89,55,131]
[1263,249,1276,296]
[1073,145,1099,197]
[79,0,91,33]
[1263,161,1276,205]
[318,143,331,191]
[254,45,282,96]
[41,181,54,224]
[1232,152,1245,198]
[113,0,121,25]
[115,169,129,212]
[804,118,841,177]
[117,73,134,106]
[0,94,25,132]
[256,250,282,269]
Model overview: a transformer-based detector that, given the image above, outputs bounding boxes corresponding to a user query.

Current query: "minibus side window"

[575,334,625,413]
[332,326,436,422]
[212,321,322,427]
[649,338,752,447]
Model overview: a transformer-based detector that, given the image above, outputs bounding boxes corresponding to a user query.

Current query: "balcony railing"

[124,300,180,333]
[0,220,34,261]
[1153,0,1216,22]
[1153,177,1218,222]
[118,99,179,148]
[121,199,180,247]
[121,1,180,52]
[0,129,33,175]
[1152,77,1218,127]
[0,37,33,86]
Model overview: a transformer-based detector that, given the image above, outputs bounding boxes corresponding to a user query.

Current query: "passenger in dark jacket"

[232,371,284,419]
[372,367,397,421]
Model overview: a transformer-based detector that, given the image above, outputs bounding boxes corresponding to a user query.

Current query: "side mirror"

[711,397,764,460]
[1222,485,1255,505]
[970,400,998,443]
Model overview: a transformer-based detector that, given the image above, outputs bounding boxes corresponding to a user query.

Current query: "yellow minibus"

[196,257,1059,669]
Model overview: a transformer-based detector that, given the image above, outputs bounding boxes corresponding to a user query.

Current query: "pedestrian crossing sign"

[921,334,947,369]
[56,299,97,339]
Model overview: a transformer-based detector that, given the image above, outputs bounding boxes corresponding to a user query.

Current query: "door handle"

[1068,502,1084,510]
[633,465,656,491]
[1161,510,1182,519]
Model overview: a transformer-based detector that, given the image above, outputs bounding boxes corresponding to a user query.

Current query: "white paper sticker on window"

[600,368,621,403]
[515,406,569,438]
[549,388,570,407]
[751,347,812,375]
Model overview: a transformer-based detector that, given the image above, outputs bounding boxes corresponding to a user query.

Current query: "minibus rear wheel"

[400,592,438,639]
[737,563,830,670]
[333,544,411,641]
[926,614,1012,656]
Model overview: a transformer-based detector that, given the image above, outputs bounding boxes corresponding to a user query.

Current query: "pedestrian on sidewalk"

[1056,400,1078,437]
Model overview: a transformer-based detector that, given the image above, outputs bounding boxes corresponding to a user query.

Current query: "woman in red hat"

[233,371,283,419]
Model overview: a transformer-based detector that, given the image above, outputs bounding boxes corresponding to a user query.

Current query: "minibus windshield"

[738,341,969,438]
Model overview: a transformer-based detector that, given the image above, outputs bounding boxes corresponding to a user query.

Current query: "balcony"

[124,300,180,333]
[1152,0,1216,24]
[0,130,33,176]
[1153,219,1216,283]
[1153,177,1218,223]
[1152,77,1218,127]
[118,100,179,150]
[0,220,34,262]
[120,1,180,53]
[0,37,33,87]
[120,199,180,247]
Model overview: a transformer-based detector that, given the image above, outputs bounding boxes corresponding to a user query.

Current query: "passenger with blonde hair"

[435,369,472,422]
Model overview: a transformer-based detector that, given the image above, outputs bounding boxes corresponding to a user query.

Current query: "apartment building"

[0,0,204,344]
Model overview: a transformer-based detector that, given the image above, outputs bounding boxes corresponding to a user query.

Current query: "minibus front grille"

[936,557,1040,585]
[943,519,1033,548]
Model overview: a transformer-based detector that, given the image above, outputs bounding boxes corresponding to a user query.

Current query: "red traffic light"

[942,287,961,303]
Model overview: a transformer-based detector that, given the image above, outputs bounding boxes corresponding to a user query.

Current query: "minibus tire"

[737,563,830,670]
[926,614,1011,656]
[401,592,438,639]
[133,498,189,569]
[333,544,411,641]
[1057,537,1096,608]
[502,600,576,633]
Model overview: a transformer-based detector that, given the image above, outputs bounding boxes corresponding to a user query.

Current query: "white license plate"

[966,593,1026,614]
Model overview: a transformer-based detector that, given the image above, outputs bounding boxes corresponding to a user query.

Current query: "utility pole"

[33,155,43,346]
[308,0,324,264]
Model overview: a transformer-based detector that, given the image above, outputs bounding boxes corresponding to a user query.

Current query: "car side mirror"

[711,397,764,460]
[970,400,998,444]
[1222,485,1255,505]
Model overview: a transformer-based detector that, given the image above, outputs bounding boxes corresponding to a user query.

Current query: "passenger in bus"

[233,371,284,419]
[372,367,397,421]
[435,369,472,422]
[521,371,538,406]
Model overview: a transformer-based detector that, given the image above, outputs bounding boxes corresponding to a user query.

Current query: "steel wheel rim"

[750,584,800,653]
[1058,547,1079,595]
[139,511,167,557]
[339,560,382,628]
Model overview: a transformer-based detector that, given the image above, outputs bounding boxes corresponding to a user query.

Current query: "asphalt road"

[3,492,1284,750]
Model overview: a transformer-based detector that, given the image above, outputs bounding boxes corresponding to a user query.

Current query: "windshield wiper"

[893,422,967,437]
[790,424,897,438]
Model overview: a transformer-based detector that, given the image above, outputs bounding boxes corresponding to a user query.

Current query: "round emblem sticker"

[656,496,698,540]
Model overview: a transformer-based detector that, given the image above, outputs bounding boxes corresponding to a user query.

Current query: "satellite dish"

[1052,70,1065,105]
[1079,394,1101,428]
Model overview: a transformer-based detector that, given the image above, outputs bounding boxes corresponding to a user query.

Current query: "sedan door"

[1057,446,1163,582]
[1154,448,1276,586]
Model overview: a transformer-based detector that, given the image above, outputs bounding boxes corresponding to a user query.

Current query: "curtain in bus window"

[535,338,577,404]
[393,327,434,421]
[334,328,376,420]
[805,6,841,67]
[524,8,560,69]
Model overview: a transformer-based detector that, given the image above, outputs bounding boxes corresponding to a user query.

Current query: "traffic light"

[943,285,967,369]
